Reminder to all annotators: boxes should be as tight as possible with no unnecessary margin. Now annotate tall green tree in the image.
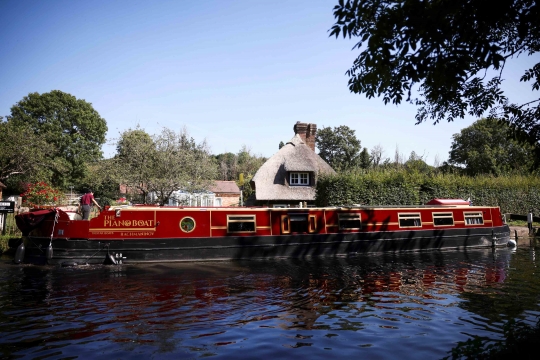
[330,0,539,154]
[448,118,535,176]
[316,125,362,170]
[150,128,217,205]
[117,127,217,205]
[82,158,123,205]
[404,151,432,174]
[359,147,371,169]
[214,146,266,199]
[6,90,107,187]
[0,118,57,189]
[117,127,156,202]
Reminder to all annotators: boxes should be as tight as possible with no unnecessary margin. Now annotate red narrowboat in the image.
[14,199,513,265]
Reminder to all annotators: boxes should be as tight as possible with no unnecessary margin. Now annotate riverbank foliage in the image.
[316,169,540,215]
[0,236,8,253]
[444,318,540,360]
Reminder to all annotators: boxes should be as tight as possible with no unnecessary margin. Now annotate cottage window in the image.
[464,212,484,225]
[398,213,422,228]
[290,172,309,185]
[433,212,454,226]
[227,215,256,233]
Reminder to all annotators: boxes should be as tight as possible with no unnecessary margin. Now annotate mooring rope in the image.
[84,243,107,262]
[49,209,59,246]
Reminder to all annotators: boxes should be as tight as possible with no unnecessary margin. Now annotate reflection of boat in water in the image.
[14,199,512,265]
[1,248,524,359]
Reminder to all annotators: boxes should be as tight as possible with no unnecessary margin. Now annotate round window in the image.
[179,217,196,233]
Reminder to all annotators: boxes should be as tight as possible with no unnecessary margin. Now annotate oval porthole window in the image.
[179,217,196,233]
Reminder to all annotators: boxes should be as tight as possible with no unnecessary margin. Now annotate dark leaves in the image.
[330,0,540,164]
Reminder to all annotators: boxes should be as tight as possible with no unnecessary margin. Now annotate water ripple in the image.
[1,248,540,359]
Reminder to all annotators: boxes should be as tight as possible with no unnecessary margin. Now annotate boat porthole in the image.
[179,217,196,233]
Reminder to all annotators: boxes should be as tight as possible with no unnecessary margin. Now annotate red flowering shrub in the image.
[20,182,64,208]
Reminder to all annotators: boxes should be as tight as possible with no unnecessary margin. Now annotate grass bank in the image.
[0,235,11,253]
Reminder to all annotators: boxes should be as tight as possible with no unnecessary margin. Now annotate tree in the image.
[279,141,285,149]
[448,118,535,175]
[236,145,266,199]
[370,144,386,167]
[330,1,539,146]
[83,158,123,206]
[150,128,217,205]
[0,119,57,187]
[215,152,237,181]
[316,125,362,170]
[214,146,266,200]
[117,127,156,202]
[359,147,371,169]
[117,127,217,205]
[6,90,107,187]
[404,151,432,174]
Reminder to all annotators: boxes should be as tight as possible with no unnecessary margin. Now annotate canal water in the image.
[1,247,539,359]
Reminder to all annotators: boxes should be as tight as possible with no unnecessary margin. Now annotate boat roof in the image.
[105,203,482,212]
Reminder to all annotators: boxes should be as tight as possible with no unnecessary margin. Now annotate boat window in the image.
[290,214,308,233]
[398,213,422,228]
[227,215,256,233]
[464,212,484,225]
[179,217,196,233]
[308,215,317,233]
[281,215,290,234]
[433,212,454,226]
[338,213,362,230]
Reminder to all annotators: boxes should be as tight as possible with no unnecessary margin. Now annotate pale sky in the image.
[1,0,538,166]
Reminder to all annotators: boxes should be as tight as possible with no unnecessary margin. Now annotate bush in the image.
[316,169,540,215]
[20,182,65,207]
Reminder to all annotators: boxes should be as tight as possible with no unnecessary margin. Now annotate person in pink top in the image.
[78,189,101,220]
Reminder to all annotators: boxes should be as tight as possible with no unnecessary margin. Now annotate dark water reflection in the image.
[1,247,540,359]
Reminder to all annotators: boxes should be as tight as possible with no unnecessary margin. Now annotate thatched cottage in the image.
[250,122,335,207]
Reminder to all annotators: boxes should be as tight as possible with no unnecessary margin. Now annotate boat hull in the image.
[22,225,511,265]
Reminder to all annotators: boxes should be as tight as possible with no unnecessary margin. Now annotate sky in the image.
[1,0,538,166]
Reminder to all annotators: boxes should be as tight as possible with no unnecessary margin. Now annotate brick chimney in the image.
[293,121,316,151]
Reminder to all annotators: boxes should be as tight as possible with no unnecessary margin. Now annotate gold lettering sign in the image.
[103,219,154,227]
[97,214,156,229]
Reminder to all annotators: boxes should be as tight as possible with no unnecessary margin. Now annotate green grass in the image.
[0,235,13,254]
[506,220,540,227]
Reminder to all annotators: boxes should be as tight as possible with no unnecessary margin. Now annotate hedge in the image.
[315,170,540,215]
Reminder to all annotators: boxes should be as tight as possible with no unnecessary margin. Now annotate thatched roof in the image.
[251,134,335,201]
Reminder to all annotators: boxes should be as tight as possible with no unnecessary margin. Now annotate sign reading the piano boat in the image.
[90,210,156,237]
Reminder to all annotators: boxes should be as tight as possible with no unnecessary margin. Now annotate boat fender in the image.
[13,242,25,264]
[46,243,53,260]
[104,253,118,265]
[507,239,517,248]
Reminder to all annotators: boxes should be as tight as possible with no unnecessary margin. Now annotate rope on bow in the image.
[49,209,59,246]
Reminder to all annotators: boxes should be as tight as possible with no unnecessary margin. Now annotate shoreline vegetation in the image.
[316,171,540,216]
